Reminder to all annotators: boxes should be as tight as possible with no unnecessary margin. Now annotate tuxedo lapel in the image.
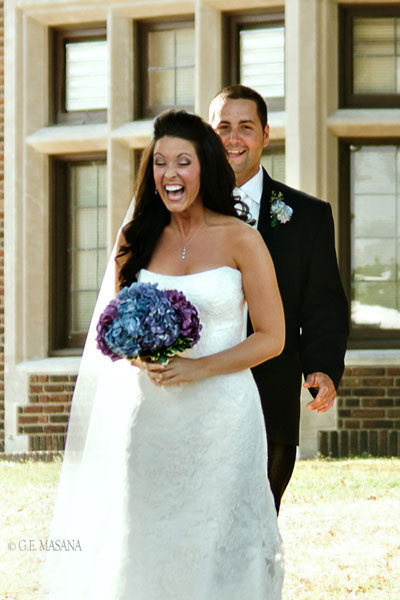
[257,168,274,241]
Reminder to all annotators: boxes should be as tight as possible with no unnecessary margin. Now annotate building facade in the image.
[3,0,400,458]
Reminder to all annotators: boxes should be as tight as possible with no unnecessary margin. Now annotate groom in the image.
[209,85,349,513]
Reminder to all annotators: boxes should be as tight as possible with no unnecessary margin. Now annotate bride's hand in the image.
[144,356,201,386]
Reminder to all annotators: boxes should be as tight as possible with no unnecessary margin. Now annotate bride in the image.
[42,110,285,599]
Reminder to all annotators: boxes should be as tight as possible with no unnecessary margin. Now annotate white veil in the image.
[42,201,140,599]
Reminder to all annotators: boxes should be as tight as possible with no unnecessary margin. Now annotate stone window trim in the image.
[339,4,400,109]
[339,138,400,348]
[224,9,285,112]
[136,16,195,119]
[51,24,108,125]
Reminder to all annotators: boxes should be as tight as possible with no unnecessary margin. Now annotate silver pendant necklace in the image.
[180,221,205,260]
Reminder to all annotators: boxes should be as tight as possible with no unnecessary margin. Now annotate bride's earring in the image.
[155,188,158,196]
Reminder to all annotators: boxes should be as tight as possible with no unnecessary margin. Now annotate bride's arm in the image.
[146,227,285,385]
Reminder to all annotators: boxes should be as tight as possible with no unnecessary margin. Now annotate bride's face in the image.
[153,136,202,214]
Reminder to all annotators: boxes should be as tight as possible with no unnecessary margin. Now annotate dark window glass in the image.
[51,157,107,353]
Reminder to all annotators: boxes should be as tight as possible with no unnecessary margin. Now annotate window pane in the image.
[261,148,285,182]
[69,162,107,336]
[176,67,195,104]
[148,70,175,106]
[240,26,285,99]
[175,28,195,67]
[146,26,194,109]
[65,40,108,111]
[354,56,395,94]
[351,145,400,330]
[354,18,395,55]
[148,30,174,67]
[353,17,400,95]
[71,291,98,333]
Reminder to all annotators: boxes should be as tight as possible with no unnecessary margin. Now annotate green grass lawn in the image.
[0,458,399,599]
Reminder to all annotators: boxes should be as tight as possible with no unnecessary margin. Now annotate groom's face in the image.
[210,98,269,187]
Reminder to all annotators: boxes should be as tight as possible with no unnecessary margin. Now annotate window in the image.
[340,142,400,347]
[51,157,107,352]
[225,11,285,111]
[51,25,108,124]
[261,145,285,182]
[340,6,400,108]
[137,19,195,118]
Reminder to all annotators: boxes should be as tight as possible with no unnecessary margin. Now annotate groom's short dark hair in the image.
[210,85,268,129]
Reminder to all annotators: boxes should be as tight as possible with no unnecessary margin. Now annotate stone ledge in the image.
[0,451,64,462]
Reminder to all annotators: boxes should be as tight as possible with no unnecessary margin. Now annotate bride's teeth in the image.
[165,185,183,192]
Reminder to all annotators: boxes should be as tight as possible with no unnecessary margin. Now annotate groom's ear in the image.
[263,124,270,149]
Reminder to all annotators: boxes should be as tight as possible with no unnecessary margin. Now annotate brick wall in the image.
[319,366,400,458]
[0,0,4,451]
[17,375,77,451]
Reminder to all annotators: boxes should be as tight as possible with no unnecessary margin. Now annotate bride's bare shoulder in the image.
[209,213,255,232]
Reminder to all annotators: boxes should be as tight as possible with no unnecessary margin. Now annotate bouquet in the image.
[96,282,202,364]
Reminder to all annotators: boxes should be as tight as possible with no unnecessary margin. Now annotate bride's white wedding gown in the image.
[43,266,283,599]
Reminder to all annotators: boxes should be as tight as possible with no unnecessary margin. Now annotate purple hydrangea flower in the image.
[96,298,122,361]
[165,289,202,344]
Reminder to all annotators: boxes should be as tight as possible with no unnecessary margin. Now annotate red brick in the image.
[49,394,69,402]
[30,385,43,393]
[351,409,385,418]
[38,375,49,383]
[363,420,393,429]
[337,388,352,396]
[343,420,361,429]
[340,377,362,387]
[387,368,400,376]
[387,409,400,418]
[22,405,42,414]
[38,415,49,423]
[20,426,43,434]
[351,368,385,376]
[387,388,400,397]
[362,377,394,387]
[43,425,65,434]
[352,388,384,397]
[362,398,392,407]
[42,404,64,414]
[19,415,38,424]
[43,384,64,392]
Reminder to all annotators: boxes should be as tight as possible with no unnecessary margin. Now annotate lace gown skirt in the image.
[114,267,283,599]
[43,267,283,600]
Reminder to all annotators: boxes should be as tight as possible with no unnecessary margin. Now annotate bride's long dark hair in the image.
[117,109,251,288]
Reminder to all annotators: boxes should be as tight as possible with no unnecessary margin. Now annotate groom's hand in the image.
[303,372,336,413]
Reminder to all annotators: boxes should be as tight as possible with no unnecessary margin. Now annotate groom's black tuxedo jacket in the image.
[250,169,348,446]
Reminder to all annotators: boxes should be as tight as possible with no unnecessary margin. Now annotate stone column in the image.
[195,0,222,120]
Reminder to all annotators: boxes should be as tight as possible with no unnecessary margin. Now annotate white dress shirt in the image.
[234,166,264,227]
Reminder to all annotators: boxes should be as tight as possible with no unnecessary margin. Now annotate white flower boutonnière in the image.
[270,191,293,228]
